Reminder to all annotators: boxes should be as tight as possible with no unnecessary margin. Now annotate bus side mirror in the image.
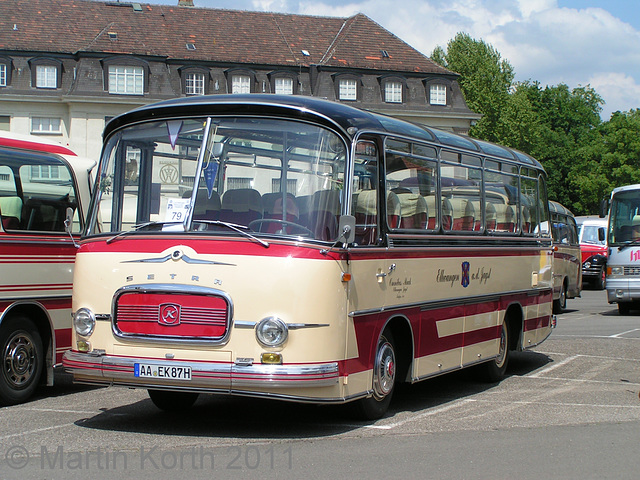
[599,197,609,218]
[64,207,79,248]
[339,215,356,244]
[598,227,606,242]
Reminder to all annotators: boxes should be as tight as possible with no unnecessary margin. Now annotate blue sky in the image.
[140,0,640,120]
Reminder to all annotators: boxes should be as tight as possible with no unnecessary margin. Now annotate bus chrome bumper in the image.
[63,350,339,390]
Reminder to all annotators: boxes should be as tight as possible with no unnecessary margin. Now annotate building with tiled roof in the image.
[0,0,480,159]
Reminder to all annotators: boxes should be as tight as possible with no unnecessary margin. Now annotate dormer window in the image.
[384,81,403,103]
[275,77,294,95]
[29,58,63,90]
[430,84,447,105]
[232,74,251,94]
[179,66,209,96]
[226,69,256,94]
[339,79,357,100]
[269,72,297,95]
[101,57,150,96]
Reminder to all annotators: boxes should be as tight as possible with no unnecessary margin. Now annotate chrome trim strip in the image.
[349,288,551,317]
[234,321,330,330]
[110,283,234,346]
[63,351,339,390]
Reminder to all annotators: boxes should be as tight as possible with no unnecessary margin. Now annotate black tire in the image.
[353,330,396,420]
[479,321,509,383]
[553,283,567,314]
[595,268,606,290]
[618,302,631,315]
[148,389,199,412]
[0,316,44,405]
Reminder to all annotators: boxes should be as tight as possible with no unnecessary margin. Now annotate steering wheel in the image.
[248,219,313,236]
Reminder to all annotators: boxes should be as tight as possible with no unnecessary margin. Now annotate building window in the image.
[108,65,144,95]
[31,117,61,134]
[430,84,447,105]
[232,75,251,94]
[227,177,252,190]
[0,64,6,87]
[275,77,294,95]
[185,72,205,96]
[36,65,57,89]
[384,81,403,103]
[339,79,357,100]
[31,164,61,180]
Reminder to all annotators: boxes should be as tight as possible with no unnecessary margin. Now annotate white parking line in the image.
[366,399,475,430]
[610,328,640,338]
[0,422,76,441]
[528,354,579,378]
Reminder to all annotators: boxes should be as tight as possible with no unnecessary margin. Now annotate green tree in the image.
[431,33,514,142]
[431,36,606,215]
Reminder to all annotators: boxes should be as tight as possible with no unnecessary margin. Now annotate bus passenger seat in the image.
[220,188,263,226]
[192,189,221,221]
[485,202,497,230]
[0,196,23,230]
[354,190,377,244]
[494,204,516,232]
[396,192,428,229]
[449,198,475,231]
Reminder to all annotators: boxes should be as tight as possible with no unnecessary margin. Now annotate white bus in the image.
[0,132,94,405]
[63,95,554,419]
[604,184,640,314]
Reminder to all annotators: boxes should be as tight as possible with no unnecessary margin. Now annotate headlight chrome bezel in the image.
[255,317,288,348]
[73,308,96,337]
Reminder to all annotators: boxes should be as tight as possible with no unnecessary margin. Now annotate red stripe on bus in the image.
[344,291,552,376]
[0,137,76,155]
[79,236,548,261]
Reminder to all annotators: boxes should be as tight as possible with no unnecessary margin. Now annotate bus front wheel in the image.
[354,330,396,420]
[0,316,44,406]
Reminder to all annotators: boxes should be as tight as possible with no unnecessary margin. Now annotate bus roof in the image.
[0,131,78,156]
[549,200,574,217]
[611,184,640,196]
[104,94,543,170]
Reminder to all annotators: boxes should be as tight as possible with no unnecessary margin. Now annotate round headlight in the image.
[255,317,288,347]
[73,308,96,337]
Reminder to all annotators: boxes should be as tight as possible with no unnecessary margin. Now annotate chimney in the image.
[178,0,194,6]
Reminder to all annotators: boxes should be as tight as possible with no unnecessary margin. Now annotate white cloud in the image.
[192,0,640,117]
[589,72,640,118]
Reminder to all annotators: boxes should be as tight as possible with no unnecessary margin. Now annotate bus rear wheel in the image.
[353,330,396,420]
[479,321,509,383]
[0,317,44,406]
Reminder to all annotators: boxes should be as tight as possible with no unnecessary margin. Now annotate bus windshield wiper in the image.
[617,239,640,251]
[106,221,184,244]
[193,220,270,248]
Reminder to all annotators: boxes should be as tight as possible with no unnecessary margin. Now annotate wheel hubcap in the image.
[3,333,36,388]
[373,340,395,398]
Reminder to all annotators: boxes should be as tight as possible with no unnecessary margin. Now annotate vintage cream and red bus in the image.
[63,95,554,418]
[549,200,581,312]
[0,132,94,405]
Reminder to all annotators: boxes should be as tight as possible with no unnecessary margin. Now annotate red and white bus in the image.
[0,132,94,405]
[63,95,554,418]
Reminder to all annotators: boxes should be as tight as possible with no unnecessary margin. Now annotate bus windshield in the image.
[89,117,347,241]
[608,189,640,246]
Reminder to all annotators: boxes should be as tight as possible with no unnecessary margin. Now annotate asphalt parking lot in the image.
[1,288,639,479]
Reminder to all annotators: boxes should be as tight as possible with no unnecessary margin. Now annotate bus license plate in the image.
[134,363,192,380]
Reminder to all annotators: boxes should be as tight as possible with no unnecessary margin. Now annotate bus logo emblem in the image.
[159,304,181,326]
[461,262,470,288]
